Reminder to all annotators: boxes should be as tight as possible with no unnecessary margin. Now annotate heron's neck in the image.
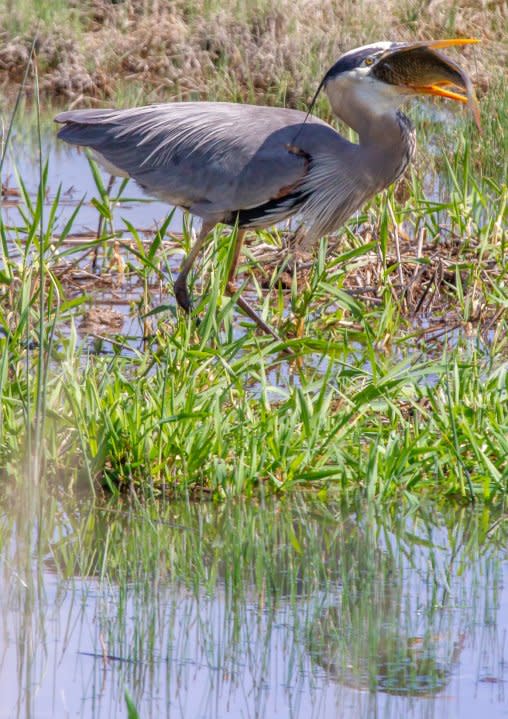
[331,93,415,188]
[337,97,409,144]
[325,80,410,144]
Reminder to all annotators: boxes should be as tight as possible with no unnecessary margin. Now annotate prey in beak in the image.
[372,38,481,130]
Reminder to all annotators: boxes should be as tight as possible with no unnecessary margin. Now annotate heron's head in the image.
[322,39,480,135]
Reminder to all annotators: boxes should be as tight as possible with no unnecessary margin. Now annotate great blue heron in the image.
[55,38,479,340]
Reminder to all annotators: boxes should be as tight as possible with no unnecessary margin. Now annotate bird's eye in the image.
[364,57,374,66]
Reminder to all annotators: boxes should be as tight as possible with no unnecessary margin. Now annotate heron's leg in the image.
[174,221,215,312]
[232,294,287,343]
[281,226,314,340]
[224,229,285,344]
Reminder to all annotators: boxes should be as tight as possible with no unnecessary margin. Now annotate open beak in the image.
[374,38,481,130]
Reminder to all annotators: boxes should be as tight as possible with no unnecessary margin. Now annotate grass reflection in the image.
[0,488,506,717]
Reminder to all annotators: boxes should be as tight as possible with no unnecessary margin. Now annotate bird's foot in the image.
[174,275,192,313]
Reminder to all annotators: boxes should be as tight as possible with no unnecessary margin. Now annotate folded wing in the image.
[55,102,332,224]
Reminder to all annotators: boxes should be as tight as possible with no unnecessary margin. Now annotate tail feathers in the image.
[56,123,109,148]
[55,110,133,177]
[55,109,118,148]
[54,108,118,125]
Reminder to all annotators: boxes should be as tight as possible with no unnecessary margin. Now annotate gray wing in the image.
[55,102,335,224]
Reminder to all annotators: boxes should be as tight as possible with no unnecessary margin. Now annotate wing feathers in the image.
[55,103,317,216]
[55,101,364,240]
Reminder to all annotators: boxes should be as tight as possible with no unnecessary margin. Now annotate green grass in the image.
[0,128,506,501]
[0,16,506,719]
[0,5,507,504]
[0,0,82,35]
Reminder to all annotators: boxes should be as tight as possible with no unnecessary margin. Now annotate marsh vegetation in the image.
[0,2,507,716]
[1,102,506,499]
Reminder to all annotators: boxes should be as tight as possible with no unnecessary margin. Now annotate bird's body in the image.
[55,101,414,248]
[55,38,479,340]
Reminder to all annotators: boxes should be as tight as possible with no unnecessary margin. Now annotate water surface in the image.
[1,487,507,718]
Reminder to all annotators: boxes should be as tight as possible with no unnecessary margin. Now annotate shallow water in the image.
[1,487,507,719]
[2,127,184,234]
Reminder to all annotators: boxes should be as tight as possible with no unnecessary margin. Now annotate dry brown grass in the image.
[0,0,505,104]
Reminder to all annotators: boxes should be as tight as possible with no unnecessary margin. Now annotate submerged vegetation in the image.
[0,1,507,503]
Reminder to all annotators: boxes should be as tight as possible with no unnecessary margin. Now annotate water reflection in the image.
[307,538,463,696]
[0,487,507,718]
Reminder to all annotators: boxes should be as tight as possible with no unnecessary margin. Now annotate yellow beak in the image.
[410,82,470,104]
[423,38,480,50]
